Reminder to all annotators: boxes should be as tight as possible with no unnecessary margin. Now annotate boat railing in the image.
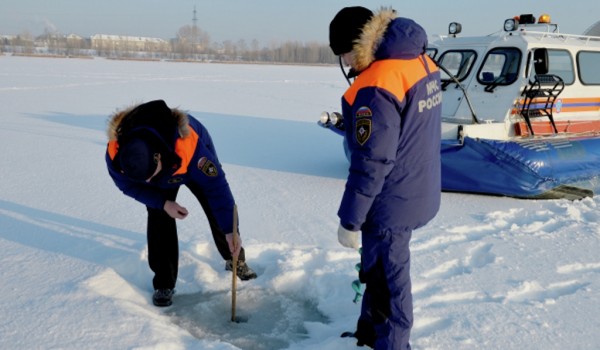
[520,30,600,46]
[434,31,600,48]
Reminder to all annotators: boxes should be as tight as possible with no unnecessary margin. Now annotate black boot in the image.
[152,289,174,307]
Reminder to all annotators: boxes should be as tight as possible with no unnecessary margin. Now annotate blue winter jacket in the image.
[106,100,236,233]
[338,10,442,234]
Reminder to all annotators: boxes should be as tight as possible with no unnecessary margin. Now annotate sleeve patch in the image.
[198,157,219,177]
[356,106,373,118]
[355,119,372,146]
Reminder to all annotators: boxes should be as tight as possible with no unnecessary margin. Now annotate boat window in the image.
[546,49,574,84]
[437,50,477,82]
[577,51,600,85]
[426,48,438,59]
[477,47,521,86]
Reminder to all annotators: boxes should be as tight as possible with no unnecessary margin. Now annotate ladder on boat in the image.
[520,74,565,136]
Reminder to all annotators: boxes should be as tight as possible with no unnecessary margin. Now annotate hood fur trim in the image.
[352,7,397,72]
[107,103,190,141]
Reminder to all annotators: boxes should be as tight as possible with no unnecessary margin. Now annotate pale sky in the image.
[1,0,598,45]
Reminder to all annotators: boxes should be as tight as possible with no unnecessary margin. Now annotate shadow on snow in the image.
[33,111,349,179]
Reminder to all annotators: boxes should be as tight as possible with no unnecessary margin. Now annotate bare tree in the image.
[13,31,34,54]
[6,21,340,64]
[175,24,210,58]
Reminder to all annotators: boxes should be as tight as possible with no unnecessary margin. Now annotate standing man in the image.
[329,7,441,349]
[105,100,257,307]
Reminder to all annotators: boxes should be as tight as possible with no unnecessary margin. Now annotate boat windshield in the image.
[477,47,522,87]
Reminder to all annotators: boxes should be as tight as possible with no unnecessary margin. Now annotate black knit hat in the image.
[119,132,161,181]
[329,6,374,55]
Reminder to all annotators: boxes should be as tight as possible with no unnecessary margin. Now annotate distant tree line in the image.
[0,24,338,65]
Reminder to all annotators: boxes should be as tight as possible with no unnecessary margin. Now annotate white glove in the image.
[337,224,360,249]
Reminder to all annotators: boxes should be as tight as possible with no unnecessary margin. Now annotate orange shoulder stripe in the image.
[107,128,199,175]
[344,56,438,106]
[107,140,118,160]
[173,127,199,175]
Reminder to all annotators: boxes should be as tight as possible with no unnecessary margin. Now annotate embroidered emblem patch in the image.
[356,119,372,146]
[355,106,373,118]
[198,157,218,177]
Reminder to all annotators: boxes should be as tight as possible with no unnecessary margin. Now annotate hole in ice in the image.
[167,288,329,350]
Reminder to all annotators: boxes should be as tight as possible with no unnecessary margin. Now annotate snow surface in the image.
[1,55,599,350]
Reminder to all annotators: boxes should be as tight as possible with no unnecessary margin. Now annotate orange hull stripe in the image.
[516,97,600,104]
[512,106,600,115]
[515,120,600,136]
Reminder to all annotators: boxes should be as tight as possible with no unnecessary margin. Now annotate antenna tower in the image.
[192,5,198,30]
[191,5,198,57]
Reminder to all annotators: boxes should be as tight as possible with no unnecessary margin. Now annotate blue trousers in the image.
[356,229,413,350]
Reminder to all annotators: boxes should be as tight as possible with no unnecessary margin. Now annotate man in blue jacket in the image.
[106,100,256,307]
[329,7,442,349]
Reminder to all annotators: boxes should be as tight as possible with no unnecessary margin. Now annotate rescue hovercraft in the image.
[320,14,600,200]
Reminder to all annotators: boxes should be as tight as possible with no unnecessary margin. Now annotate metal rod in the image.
[231,204,238,322]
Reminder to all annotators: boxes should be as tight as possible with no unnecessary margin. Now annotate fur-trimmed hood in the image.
[107,100,190,142]
[351,8,429,72]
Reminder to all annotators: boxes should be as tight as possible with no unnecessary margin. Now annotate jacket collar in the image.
[351,8,396,72]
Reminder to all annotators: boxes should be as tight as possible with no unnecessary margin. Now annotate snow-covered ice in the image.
[1,55,599,349]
